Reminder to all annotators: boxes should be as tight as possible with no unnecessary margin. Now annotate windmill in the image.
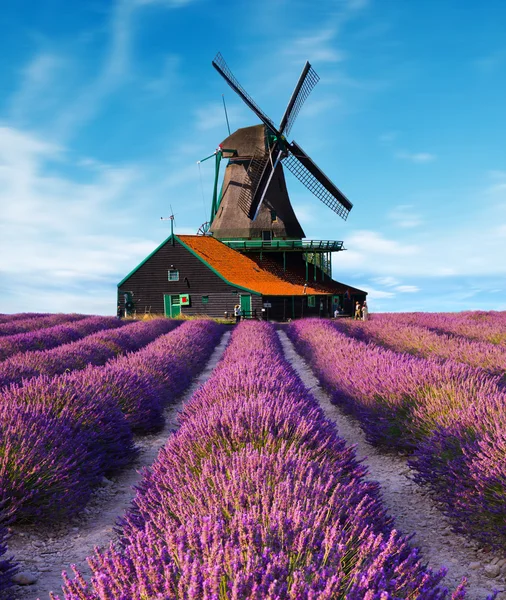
[207,52,353,241]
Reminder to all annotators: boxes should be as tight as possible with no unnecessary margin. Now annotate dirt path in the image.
[7,330,231,600]
[277,329,506,600]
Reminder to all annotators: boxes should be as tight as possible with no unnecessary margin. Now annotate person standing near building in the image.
[234,304,242,324]
[362,301,368,321]
[354,301,362,320]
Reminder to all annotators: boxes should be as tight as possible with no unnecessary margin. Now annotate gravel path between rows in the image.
[7,329,232,600]
[277,329,505,600]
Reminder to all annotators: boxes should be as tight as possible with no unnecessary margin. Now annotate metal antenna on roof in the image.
[160,205,177,245]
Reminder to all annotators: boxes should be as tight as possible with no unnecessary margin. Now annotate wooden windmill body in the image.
[207,53,353,248]
[209,124,305,240]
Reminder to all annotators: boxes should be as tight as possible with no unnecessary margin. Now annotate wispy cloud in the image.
[379,131,398,145]
[363,286,395,300]
[0,126,150,293]
[372,276,399,287]
[472,49,506,73]
[194,102,245,132]
[134,0,196,6]
[144,54,181,97]
[380,132,436,164]
[301,96,342,118]
[52,0,134,140]
[395,151,436,164]
[9,53,67,125]
[284,29,346,65]
[388,204,423,228]
[346,230,419,255]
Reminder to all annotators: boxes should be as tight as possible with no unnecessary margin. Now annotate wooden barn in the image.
[117,234,366,320]
[117,54,367,320]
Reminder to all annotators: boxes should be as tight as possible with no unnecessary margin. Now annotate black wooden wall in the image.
[118,238,261,318]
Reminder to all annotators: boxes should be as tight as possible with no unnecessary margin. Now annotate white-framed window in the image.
[168,269,179,281]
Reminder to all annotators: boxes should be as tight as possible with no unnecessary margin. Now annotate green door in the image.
[164,294,181,318]
[240,294,251,318]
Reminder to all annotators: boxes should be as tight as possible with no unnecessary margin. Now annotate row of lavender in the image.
[0,313,52,326]
[0,315,128,362]
[0,319,223,595]
[288,319,506,551]
[332,314,506,377]
[378,311,506,346]
[0,313,50,325]
[0,317,175,388]
[0,314,86,338]
[54,321,470,599]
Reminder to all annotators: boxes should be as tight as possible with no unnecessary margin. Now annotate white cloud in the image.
[395,151,436,164]
[145,54,181,96]
[301,96,342,118]
[0,125,160,316]
[9,53,67,124]
[472,49,506,73]
[346,230,419,255]
[379,131,398,145]
[372,276,399,287]
[194,103,245,132]
[134,0,195,6]
[291,202,319,225]
[284,29,346,64]
[364,286,395,299]
[395,285,419,293]
[488,170,506,180]
[388,204,423,228]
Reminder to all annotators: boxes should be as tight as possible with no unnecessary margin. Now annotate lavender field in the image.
[0,312,505,599]
[288,313,506,550]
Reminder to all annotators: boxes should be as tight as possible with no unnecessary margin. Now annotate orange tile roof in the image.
[178,235,333,296]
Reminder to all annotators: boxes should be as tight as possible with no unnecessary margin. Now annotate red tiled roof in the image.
[177,235,362,296]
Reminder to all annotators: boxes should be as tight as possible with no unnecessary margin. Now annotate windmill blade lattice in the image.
[283,141,353,220]
[279,62,320,137]
[238,153,272,219]
[212,53,278,135]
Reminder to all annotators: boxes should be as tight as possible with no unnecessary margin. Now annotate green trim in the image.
[118,234,174,287]
[176,236,261,296]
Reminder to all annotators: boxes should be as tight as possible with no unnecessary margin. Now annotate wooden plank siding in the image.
[118,238,260,318]
[117,236,366,320]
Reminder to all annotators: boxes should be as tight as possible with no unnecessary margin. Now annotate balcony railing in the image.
[221,239,345,252]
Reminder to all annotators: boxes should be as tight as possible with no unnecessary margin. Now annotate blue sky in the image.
[1,0,505,315]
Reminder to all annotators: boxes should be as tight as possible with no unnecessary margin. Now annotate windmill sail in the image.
[211,53,353,234]
[212,53,278,134]
[283,141,353,220]
[278,62,320,137]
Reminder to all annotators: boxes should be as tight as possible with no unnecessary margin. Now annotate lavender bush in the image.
[110,319,224,421]
[332,315,506,378]
[0,315,126,362]
[0,403,100,522]
[0,313,85,338]
[54,322,470,599]
[289,318,506,549]
[0,312,48,325]
[0,318,177,389]
[376,311,506,346]
[0,319,222,524]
